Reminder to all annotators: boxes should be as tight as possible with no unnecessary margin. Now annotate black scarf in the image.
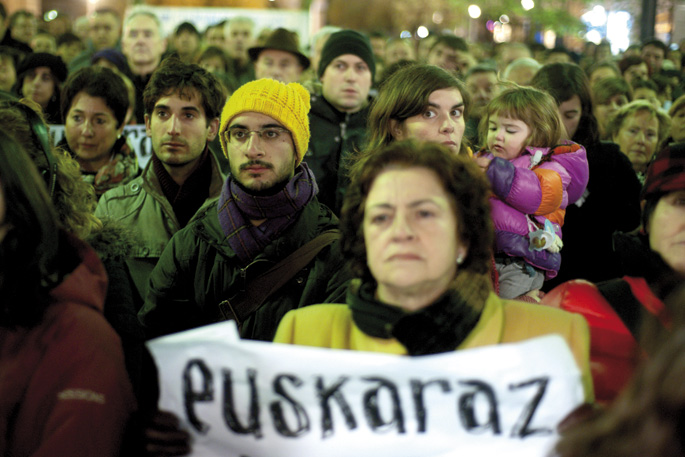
[348,271,492,355]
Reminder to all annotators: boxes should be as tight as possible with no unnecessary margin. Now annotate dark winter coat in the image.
[139,197,352,341]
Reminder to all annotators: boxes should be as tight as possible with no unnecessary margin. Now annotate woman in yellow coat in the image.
[274,140,593,401]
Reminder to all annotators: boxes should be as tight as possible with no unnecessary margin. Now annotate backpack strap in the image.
[218,229,341,326]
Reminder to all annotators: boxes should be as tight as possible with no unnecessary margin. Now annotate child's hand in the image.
[475,156,491,171]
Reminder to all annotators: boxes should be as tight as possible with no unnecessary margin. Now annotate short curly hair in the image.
[341,140,493,283]
[143,56,226,124]
[605,99,671,154]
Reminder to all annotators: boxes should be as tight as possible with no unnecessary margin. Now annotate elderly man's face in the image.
[254,49,303,84]
[122,14,166,72]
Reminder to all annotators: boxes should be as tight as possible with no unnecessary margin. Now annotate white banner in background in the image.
[147,323,585,457]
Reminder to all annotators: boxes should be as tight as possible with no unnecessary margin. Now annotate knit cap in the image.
[641,143,685,199]
[219,78,311,165]
[317,29,375,80]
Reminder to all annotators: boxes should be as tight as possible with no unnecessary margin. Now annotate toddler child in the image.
[474,86,589,300]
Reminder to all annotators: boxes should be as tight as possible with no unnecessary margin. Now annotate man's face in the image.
[225,112,297,192]
[205,26,225,49]
[641,44,665,73]
[30,34,56,54]
[0,55,16,92]
[320,54,372,114]
[254,49,303,84]
[624,62,649,87]
[58,41,84,65]
[173,31,200,57]
[225,21,253,61]
[122,14,166,71]
[427,43,458,71]
[90,12,121,51]
[465,71,499,119]
[145,90,218,170]
[11,14,36,45]
[370,37,386,60]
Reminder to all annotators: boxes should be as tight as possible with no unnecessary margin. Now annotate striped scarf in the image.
[217,163,318,265]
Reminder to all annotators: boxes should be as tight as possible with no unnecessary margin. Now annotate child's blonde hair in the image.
[479,85,565,149]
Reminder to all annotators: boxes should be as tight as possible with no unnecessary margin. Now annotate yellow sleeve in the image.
[273,310,297,344]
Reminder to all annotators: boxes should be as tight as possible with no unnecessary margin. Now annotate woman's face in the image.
[594,93,629,133]
[392,88,465,154]
[363,166,466,311]
[670,107,685,143]
[648,190,685,276]
[558,95,582,140]
[21,66,55,109]
[612,109,659,173]
[65,91,123,172]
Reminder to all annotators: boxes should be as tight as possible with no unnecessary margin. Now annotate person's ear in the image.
[206,117,219,141]
[389,119,404,140]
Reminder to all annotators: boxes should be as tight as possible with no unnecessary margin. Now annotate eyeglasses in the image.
[224,126,291,144]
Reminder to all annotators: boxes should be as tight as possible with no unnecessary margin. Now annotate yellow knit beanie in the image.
[219,78,311,165]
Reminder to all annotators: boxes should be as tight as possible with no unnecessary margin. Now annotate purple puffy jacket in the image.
[479,141,589,278]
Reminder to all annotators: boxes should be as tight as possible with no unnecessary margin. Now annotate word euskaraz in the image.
[183,359,552,440]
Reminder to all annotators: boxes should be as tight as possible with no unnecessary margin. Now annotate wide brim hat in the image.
[17,53,68,83]
[248,28,310,70]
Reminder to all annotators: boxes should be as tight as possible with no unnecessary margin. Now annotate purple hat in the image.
[91,49,129,75]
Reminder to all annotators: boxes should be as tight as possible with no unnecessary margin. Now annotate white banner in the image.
[147,322,584,457]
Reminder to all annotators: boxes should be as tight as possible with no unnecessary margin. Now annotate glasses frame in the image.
[223,126,292,145]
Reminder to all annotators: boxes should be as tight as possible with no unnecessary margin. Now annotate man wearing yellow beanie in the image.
[140,78,351,341]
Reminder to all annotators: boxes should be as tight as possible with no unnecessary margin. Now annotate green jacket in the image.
[95,151,225,302]
[138,197,351,341]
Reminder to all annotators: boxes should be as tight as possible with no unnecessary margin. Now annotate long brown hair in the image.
[366,63,470,152]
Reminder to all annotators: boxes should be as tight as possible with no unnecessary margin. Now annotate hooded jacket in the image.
[0,234,136,456]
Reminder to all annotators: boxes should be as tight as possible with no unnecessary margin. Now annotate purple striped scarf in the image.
[217,163,318,265]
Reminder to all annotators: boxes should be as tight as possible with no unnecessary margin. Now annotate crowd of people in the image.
[2,2,685,456]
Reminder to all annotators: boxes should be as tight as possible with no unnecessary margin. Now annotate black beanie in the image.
[318,30,376,80]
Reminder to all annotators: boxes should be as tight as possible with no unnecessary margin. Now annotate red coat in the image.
[0,236,136,456]
[541,276,666,404]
